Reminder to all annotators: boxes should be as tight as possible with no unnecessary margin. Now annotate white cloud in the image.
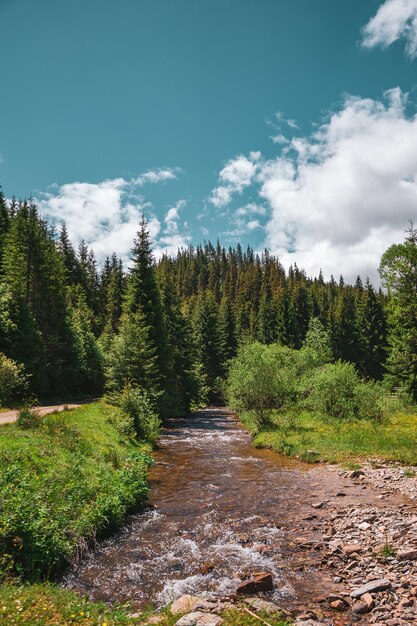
[214,88,417,283]
[210,154,259,207]
[154,199,191,257]
[260,88,417,282]
[38,169,184,264]
[362,0,417,59]
[247,219,261,231]
[133,167,180,186]
[235,203,266,217]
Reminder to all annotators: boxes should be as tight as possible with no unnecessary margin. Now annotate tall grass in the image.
[0,402,151,581]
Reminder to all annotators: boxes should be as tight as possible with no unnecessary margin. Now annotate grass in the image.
[0,584,139,625]
[0,402,152,581]
[0,583,292,625]
[240,408,417,465]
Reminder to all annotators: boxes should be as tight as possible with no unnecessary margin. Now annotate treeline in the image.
[0,190,389,413]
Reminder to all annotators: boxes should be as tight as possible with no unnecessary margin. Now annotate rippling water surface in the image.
[64,408,315,608]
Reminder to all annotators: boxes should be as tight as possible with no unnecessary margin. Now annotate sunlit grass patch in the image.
[241,409,417,465]
[0,403,151,581]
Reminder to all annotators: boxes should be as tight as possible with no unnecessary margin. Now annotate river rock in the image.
[343,543,363,555]
[245,597,283,614]
[352,601,370,614]
[236,572,273,594]
[351,578,392,598]
[398,549,417,561]
[174,612,223,626]
[236,580,256,595]
[171,595,201,614]
[253,571,273,591]
[330,599,347,611]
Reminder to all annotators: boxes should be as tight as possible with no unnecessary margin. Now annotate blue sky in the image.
[2,0,417,281]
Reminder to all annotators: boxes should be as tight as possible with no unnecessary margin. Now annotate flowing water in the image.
[64,408,320,609]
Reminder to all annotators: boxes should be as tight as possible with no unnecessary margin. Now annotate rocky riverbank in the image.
[141,462,417,626]
[279,462,417,625]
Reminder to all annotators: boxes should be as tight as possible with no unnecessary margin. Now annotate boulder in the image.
[171,595,201,614]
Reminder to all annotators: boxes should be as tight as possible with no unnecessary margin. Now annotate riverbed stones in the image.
[174,612,223,626]
[171,595,201,614]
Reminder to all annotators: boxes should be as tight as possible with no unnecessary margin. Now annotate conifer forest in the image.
[0,190,397,411]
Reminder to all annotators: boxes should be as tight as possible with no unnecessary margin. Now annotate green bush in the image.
[226,342,299,426]
[0,352,27,407]
[108,384,161,444]
[304,360,384,421]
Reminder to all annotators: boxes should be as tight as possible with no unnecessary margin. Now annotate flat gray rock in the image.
[350,578,392,598]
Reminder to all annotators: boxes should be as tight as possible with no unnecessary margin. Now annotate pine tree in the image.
[357,279,387,379]
[192,291,222,400]
[379,223,417,399]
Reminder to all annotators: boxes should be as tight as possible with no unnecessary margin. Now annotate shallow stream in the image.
[64,408,317,608]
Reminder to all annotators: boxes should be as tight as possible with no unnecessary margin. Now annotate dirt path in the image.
[0,403,84,425]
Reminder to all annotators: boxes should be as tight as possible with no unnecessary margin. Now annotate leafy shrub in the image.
[108,385,161,444]
[0,352,27,407]
[226,342,299,426]
[304,360,384,421]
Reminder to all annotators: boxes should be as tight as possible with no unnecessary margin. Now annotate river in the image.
[64,407,323,610]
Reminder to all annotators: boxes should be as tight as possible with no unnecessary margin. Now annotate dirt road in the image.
[0,403,84,425]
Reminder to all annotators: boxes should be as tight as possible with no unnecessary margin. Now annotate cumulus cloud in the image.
[38,168,187,263]
[210,153,261,207]
[362,0,417,58]
[212,88,417,282]
[262,88,417,282]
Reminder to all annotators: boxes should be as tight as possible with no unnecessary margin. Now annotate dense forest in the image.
[1,188,415,417]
